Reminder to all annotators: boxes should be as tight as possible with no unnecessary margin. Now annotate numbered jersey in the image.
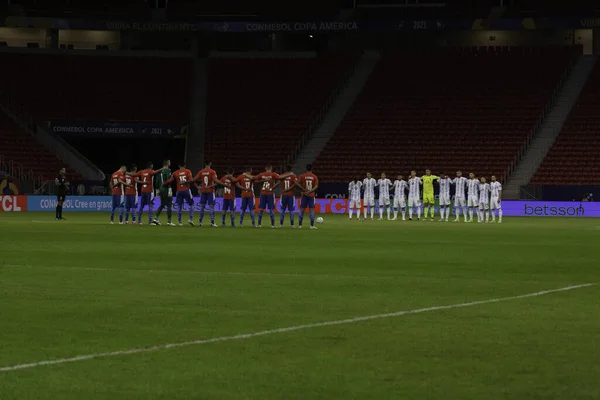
[238,175,255,199]
[377,178,391,198]
[255,172,280,195]
[110,171,125,195]
[137,169,156,193]
[171,168,193,192]
[453,176,468,197]
[124,174,138,195]
[194,168,218,193]
[362,178,377,198]
[281,174,297,196]
[392,180,407,198]
[298,172,319,197]
[220,176,237,200]
[438,178,451,198]
[467,179,480,197]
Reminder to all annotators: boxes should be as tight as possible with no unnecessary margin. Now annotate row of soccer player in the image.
[108,161,321,228]
[348,170,503,223]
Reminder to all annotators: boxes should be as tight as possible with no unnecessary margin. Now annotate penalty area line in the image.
[0,282,595,373]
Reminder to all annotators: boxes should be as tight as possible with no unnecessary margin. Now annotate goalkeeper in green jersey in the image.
[421,169,439,221]
[153,159,175,226]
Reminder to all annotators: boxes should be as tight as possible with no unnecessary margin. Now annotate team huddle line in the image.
[108,161,320,229]
[349,170,503,223]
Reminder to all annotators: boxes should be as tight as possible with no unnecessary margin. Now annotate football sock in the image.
[125,209,130,222]
[393,209,398,219]
[370,207,374,219]
[499,209,503,221]
[349,208,353,219]
[463,208,468,220]
[222,213,226,225]
[491,211,496,222]
[166,206,172,222]
[309,210,315,226]
[409,207,413,219]
[240,211,245,225]
[379,209,383,219]
[290,212,294,226]
[446,207,451,219]
[269,210,275,226]
[469,209,474,221]
[280,211,285,225]
[178,209,182,223]
[417,207,422,219]
[402,209,406,220]
[258,210,263,225]
[55,205,60,218]
[250,211,255,225]
[110,208,115,222]
[299,210,304,226]
[424,207,429,218]
[386,207,390,219]
[485,211,489,222]
[131,210,136,223]
[364,207,367,219]
[188,207,194,221]
[199,205,205,223]
[230,212,235,226]
[209,208,215,224]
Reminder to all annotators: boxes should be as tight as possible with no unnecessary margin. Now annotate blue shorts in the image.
[112,194,124,209]
[200,192,215,207]
[259,194,275,210]
[241,197,255,211]
[300,196,315,209]
[281,195,295,212]
[176,190,194,208]
[125,194,137,209]
[223,199,235,212]
[139,192,154,209]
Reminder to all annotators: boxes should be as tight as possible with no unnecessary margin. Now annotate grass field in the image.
[1,212,599,400]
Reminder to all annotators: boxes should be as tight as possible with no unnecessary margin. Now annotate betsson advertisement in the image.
[6,196,598,217]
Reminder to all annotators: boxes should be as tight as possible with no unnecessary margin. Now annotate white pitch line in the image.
[0,282,595,373]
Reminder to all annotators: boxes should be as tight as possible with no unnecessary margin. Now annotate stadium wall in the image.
[1,196,598,217]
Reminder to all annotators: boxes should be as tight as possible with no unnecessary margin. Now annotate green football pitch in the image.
[1,212,599,399]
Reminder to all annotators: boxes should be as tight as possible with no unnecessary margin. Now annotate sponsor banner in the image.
[47,121,187,138]
[23,196,600,217]
[0,195,27,212]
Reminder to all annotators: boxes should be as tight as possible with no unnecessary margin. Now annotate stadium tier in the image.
[0,112,72,180]
[204,53,354,173]
[12,0,152,18]
[0,53,191,123]
[531,61,600,186]
[314,46,580,184]
[504,0,600,17]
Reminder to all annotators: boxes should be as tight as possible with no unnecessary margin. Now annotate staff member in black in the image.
[55,168,69,220]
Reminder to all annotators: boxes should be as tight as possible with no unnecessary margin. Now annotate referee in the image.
[55,167,69,220]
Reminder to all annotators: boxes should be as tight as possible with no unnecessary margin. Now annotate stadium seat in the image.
[531,61,600,185]
[314,46,579,183]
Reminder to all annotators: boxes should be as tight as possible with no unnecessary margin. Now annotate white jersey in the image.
[377,179,391,198]
[362,178,377,198]
[467,179,479,197]
[452,176,467,198]
[479,183,491,201]
[392,180,407,198]
[490,181,502,198]
[408,177,422,198]
[438,178,451,198]
[348,181,362,201]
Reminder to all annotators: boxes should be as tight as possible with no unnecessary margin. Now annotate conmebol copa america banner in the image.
[22,196,600,217]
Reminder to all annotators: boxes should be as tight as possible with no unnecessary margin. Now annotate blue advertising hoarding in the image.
[24,196,599,217]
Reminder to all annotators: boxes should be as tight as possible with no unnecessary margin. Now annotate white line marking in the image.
[0,282,595,373]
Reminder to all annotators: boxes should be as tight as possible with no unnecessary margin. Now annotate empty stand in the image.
[531,60,600,186]
[314,46,578,183]
[0,112,72,180]
[0,53,191,123]
[13,0,151,18]
[505,0,600,17]
[204,53,354,173]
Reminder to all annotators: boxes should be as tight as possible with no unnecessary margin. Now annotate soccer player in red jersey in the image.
[278,164,297,228]
[134,161,166,225]
[296,164,319,229]
[236,166,256,227]
[163,162,196,226]
[192,161,228,227]
[220,167,239,227]
[253,163,280,228]
[124,164,141,224]
[109,165,130,224]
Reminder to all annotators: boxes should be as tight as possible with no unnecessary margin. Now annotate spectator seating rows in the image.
[314,46,579,183]
[531,60,600,185]
[204,53,354,173]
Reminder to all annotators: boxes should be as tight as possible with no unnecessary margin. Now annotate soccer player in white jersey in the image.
[489,175,503,223]
[437,173,452,222]
[407,170,422,221]
[377,172,392,220]
[466,172,480,222]
[362,172,377,220]
[392,174,408,220]
[478,177,491,223]
[451,170,468,222]
[348,178,362,220]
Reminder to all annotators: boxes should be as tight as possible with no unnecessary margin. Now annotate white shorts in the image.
[349,199,361,209]
[490,197,501,210]
[439,195,451,206]
[393,197,406,209]
[379,197,390,207]
[364,196,375,207]
[408,196,421,207]
[468,196,479,207]
[479,200,489,210]
[454,196,466,207]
